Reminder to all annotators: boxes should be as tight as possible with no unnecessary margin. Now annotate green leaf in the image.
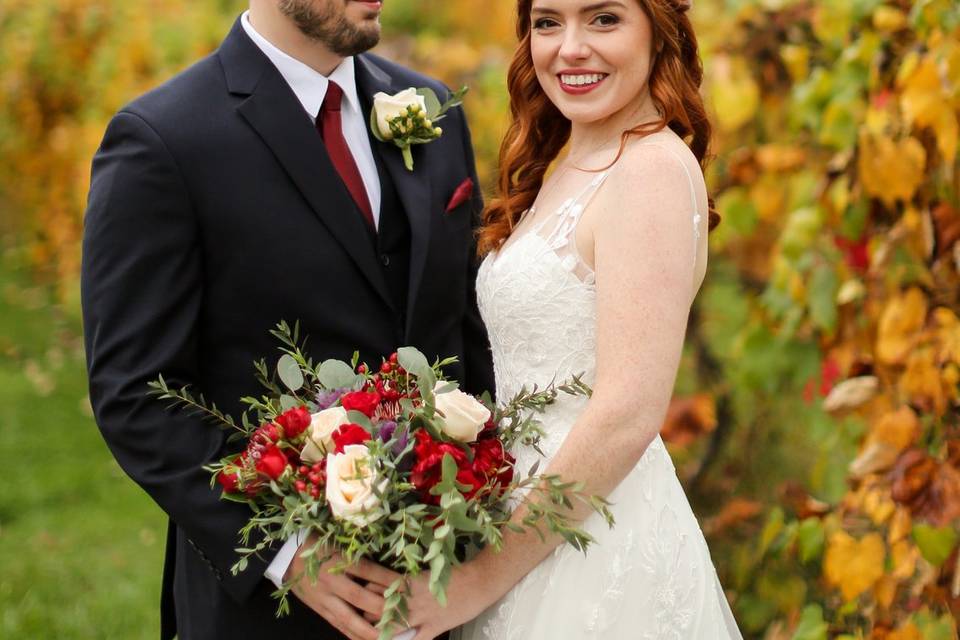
[397,346,431,379]
[912,523,958,567]
[368,106,386,141]
[277,354,304,392]
[808,264,838,332]
[417,87,442,119]
[797,517,825,564]
[318,359,358,390]
[279,394,299,411]
[791,604,828,640]
[759,507,785,556]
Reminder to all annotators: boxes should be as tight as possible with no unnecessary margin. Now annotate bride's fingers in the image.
[364,582,386,595]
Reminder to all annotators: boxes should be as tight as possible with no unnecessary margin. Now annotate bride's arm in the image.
[405,148,703,638]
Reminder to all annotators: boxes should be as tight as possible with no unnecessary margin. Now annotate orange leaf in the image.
[661,393,717,447]
[702,498,763,537]
[824,530,886,601]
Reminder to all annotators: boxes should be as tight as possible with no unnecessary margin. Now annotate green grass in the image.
[0,243,166,639]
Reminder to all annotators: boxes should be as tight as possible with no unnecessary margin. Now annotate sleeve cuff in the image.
[263,529,306,589]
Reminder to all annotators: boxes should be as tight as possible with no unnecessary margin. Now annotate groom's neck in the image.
[248,1,344,77]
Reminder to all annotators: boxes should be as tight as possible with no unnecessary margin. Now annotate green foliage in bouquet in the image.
[151,321,612,639]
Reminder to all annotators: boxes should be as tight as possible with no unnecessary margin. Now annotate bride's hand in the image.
[363,563,495,640]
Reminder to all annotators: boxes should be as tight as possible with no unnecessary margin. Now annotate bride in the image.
[390,0,743,637]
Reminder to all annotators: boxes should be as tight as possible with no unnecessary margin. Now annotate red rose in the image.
[331,423,371,454]
[411,430,469,504]
[217,468,240,493]
[256,444,288,480]
[455,467,485,500]
[340,390,381,418]
[472,438,515,490]
[276,406,311,439]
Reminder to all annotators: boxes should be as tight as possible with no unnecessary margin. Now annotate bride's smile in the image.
[530,0,656,127]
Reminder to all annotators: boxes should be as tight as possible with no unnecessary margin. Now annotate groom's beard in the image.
[279,0,381,56]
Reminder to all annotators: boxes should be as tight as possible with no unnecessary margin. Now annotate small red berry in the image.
[294,480,307,493]
[311,462,323,472]
[310,487,321,499]
[389,352,398,364]
[298,465,309,476]
[380,362,392,374]
[308,472,321,485]
[357,363,368,374]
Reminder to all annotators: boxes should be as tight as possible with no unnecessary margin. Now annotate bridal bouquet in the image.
[150,322,611,639]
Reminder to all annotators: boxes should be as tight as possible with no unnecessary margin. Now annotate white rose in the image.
[300,406,349,464]
[325,445,385,527]
[433,381,491,442]
[373,88,427,139]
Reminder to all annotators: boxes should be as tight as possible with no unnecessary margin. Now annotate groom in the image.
[81,1,494,638]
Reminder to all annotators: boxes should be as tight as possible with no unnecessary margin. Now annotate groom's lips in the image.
[352,0,383,11]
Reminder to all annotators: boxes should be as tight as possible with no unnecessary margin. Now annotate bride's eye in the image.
[533,17,561,30]
[593,13,620,27]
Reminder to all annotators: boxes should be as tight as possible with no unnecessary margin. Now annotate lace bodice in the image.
[477,139,703,420]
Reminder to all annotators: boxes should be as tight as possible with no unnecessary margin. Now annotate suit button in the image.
[380,253,390,267]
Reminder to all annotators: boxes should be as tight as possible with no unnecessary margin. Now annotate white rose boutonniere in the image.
[370,85,468,170]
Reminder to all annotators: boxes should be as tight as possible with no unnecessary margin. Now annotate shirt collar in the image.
[240,10,362,119]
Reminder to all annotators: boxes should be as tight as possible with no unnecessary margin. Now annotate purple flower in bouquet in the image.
[315,387,348,410]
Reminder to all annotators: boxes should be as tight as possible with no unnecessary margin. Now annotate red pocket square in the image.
[445,177,475,213]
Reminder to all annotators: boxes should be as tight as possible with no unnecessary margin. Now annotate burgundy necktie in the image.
[317,81,375,230]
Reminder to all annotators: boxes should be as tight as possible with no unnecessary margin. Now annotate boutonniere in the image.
[370,86,468,171]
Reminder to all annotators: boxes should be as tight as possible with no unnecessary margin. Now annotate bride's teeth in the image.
[561,74,604,86]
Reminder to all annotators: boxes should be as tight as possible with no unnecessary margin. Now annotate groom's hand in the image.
[285,538,398,640]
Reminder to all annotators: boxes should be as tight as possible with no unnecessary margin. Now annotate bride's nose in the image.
[558,27,591,63]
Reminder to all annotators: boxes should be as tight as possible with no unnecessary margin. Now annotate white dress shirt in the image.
[241,11,382,228]
[241,11,380,587]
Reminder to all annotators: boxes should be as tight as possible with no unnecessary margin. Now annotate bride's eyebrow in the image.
[531,1,627,16]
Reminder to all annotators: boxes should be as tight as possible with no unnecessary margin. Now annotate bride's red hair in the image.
[478,0,717,256]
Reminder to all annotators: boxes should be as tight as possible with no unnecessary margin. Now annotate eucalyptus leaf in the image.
[277,354,304,392]
[318,359,358,390]
[397,346,432,379]
[279,394,299,411]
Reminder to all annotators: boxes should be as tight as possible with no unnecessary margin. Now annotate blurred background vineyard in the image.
[0,0,958,637]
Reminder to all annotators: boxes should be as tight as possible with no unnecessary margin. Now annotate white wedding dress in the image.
[454,134,743,639]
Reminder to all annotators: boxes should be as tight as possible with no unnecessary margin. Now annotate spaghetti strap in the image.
[637,141,703,265]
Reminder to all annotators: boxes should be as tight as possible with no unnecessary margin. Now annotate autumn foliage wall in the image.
[1,0,959,638]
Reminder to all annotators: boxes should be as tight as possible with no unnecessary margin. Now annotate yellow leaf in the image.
[888,507,913,544]
[710,55,760,133]
[750,173,787,222]
[886,621,922,640]
[899,54,959,164]
[780,44,809,82]
[868,406,920,452]
[874,574,898,609]
[890,539,919,580]
[876,287,928,366]
[900,347,948,415]
[933,307,960,366]
[849,441,900,479]
[824,531,886,601]
[872,6,908,33]
[858,131,927,208]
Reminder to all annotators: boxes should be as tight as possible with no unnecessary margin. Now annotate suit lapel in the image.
[355,55,433,336]
[219,20,394,312]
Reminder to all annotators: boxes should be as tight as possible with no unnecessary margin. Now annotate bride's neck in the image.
[566,91,659,165]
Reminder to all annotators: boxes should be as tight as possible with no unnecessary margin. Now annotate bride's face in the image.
[529,0,655,124]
